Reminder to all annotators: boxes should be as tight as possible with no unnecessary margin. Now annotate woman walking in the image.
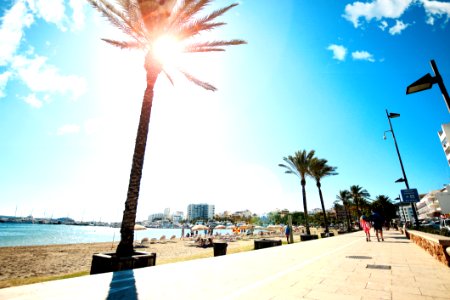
[360,215,371,242]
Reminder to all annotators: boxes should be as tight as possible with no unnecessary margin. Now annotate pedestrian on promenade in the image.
[360,215,371,242]
[370,210,384,242]
[285,225,291,244]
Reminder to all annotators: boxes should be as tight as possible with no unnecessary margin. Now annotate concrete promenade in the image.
[0,230,449,299]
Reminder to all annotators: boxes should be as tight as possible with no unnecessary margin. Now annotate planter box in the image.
[406,230,450,267]
[300,234,319,241]
[90,251,156,275]
[320,232,335,238]
[254,239,282,250]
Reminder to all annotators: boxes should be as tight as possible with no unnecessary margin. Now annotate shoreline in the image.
[0,237,263,289]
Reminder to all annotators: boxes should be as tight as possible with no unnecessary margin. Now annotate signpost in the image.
[401,189,420,203]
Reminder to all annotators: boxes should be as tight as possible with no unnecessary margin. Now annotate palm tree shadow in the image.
[107,270,138,300]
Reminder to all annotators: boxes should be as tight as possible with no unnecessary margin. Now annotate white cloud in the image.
[0,1,34,66]
[69,0,86,31]
[327,44,347,61]
[23,93,43,108]
[344,0,413,27]
[26,0,67,31]
[389,20,410,34]
[57,124,80,135]
[421,0,450,25]
[379,20,388,30]
[0,71,12,98]
[352,50,376,62]
[11,54,87,100]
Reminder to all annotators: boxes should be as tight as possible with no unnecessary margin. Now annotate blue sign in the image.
[401,189,420,203]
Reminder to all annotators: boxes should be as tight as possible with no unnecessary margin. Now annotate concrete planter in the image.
[300,234,319,241]
[254,239,282,250]
[90,251,156,275]
[320,232,335,238]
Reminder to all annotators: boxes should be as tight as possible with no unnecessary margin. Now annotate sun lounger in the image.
[159,235,167,244]
[169,235,177,242]
[150,238,157,244]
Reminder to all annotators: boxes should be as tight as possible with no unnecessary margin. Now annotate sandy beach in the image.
[0,237,260,288]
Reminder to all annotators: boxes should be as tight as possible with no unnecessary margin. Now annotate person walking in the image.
[360,215,371,242]
[370,210,384,242]
[285,225,291,244]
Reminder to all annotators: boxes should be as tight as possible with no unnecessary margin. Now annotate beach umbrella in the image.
[254,226,264,229]
[226,225,236,229]
[191,224,208,231]
[214,225,226,229]
[134,224,146,231]
[266,225,283,231]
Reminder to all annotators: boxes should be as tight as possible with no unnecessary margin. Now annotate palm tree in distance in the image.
[309,158,338,234]
[279,150,315,235]
[87,0,246,257]
[349,185,370,229]
[336,190,352,232]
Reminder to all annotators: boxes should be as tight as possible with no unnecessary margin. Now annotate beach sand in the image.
[0,237,259,288]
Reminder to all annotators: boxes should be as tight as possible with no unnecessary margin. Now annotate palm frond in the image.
[87,0,140,41]
[102,38,142,49]
[195,3,237,26]
[177,21,226,40]
[163,69,175,86]
[116,0,146,36]
[168,0,197,27]
[174,0,211,26]
[184,39,246,53]
[180,70,217,91]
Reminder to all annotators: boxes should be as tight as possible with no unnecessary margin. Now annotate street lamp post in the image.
[384,109,420,227]
[406,59,450,112]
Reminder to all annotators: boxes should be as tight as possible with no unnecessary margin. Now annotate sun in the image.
[152,35,183,67]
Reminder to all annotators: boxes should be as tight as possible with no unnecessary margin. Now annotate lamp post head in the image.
[395,178,405,183]
[395,196,400,200]
[388,112,400,118]
[406,73,436,94]
[383,134,387,140]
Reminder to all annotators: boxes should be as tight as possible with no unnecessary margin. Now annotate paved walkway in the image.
[0,230,449,299]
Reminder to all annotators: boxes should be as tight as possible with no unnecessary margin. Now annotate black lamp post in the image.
[384,109,420,227]
[406,59,450,112]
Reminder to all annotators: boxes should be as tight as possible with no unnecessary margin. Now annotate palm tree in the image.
[349,185,370,229]
[336,190,352,232]
[308,158,338,234]
[279,150,315,235]
[87,0,246,257]
[372,195,396,224]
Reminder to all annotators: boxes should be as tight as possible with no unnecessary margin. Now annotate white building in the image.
[164,208,170,220]
[416,185,450,220]
[148,213,165,222]
[438,123,450,166]
[187,204,215,221]
[172,211,184,224]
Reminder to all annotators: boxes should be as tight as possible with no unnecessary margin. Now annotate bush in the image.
[415,226,450,237]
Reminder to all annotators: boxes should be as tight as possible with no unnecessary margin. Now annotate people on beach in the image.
[360,215,371,242]
[370,210,384,242]
[285,225,291,244]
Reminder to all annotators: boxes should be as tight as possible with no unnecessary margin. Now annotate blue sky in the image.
[1,0,450,222]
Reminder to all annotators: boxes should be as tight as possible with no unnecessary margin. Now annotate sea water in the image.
[0,223,232,247]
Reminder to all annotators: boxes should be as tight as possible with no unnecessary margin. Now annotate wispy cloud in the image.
[0,1,34,66]
[421,0,450,25]
[0,72,12,98]
[389,20,409,34]
[352,51,375,62]
[344,0,450,32]
[11,54,87,100]
[343,0,413,28]
[57,124,80,136]
[0,0,87,107]
[23,93,43,108]
[327,44,347,61]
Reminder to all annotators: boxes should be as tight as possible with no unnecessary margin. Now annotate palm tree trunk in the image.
[116,55,160,257]
[343,203,351,232]
[316,182,329,234]
[301,179,311,235]
[355,199,361,229]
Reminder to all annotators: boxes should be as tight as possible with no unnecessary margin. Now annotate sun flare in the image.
[152,35,183,66]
